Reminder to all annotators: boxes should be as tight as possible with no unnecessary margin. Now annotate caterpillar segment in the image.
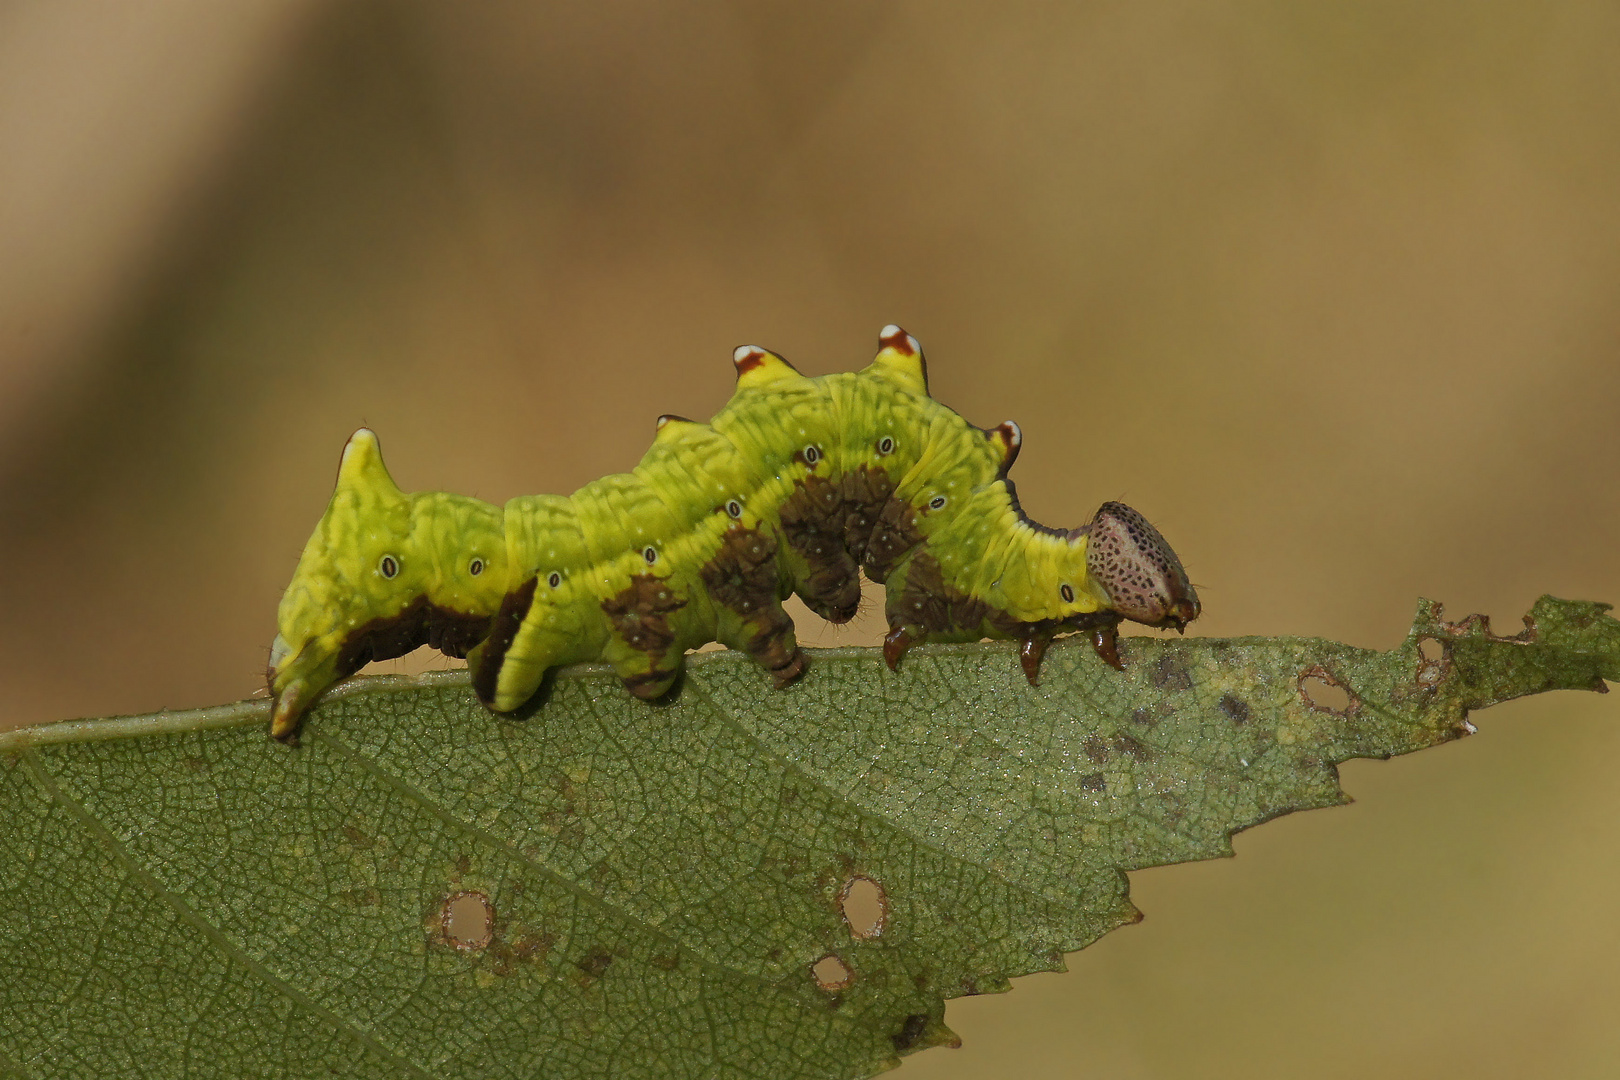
[267,326,1199,742]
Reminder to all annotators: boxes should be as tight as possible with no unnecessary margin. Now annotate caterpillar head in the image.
[268,429,505,741]
[1081,501,1199,630]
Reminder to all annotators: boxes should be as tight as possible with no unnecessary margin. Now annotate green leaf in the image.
[2,596,1614,1079]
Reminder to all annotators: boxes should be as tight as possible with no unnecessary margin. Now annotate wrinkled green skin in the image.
[269,328,1199,741]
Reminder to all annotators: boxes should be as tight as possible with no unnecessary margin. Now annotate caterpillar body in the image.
[268,327,1199,742]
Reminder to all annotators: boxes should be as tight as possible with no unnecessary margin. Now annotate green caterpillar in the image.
[268,327,1199,742]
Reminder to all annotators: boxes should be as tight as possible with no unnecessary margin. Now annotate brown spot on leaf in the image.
[1112,734,1151,761]
[892,1014,931,1052]
[486,926,556,977]
[1080,772,1106,792]
[576,949,614,979]
[1151,654,1193,691]
[1082,736,1110,763]
[1217,692,1251,725]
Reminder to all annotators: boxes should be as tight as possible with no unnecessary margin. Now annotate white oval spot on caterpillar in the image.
[547,572,562,588]
[469,558,484,577]
[928,496,947,510]
[877,435,896,456]
[803,445,821,465]
[643,546,658,565]
[726,499,743,519]
[812,953,854,991]
[1060,584,1075,604]
[379,555,400,579]
[839,876,889,939]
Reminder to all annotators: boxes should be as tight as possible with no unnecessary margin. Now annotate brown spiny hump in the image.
[731,344,802,384]
[985,421,1021,474]
[1084,502,1199,629]
[874,324,929,395]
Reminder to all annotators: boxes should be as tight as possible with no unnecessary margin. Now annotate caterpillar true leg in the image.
[1091,624,1125,671]
[268,327,1200,741]
[1019,634,1053,685]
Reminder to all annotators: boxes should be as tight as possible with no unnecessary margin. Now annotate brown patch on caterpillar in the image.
[700,525,778,617]
[622,667,680,700]
[883,552,1124,679]
[778,474,862,622]
[731,345,769,376]
[1084,502,1199,630]
[601,573,687,658]
[840,465,897,563]
[731,344,802,383]
[876,324,930,395]
[879,324,918,356]
[700,525,808,684]
[470,577,539,706]
[333,595,494,675]
[986,421,1022,474]
[891,551,993,640]
[863,497,924,584]
[272,596,495,741]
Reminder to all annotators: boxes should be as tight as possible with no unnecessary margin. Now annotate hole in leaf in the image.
[440,890,494,951]
[1298,665,1356,716]
[839,876,888,939]
[1415,636,1451,689]
[813,953,854,991]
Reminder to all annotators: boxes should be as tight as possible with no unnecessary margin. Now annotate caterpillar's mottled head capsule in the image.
[1082,501,1199,630]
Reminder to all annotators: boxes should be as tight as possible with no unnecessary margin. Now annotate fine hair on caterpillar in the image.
[267,326,1199,742]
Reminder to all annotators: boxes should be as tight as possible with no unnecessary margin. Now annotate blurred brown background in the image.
[3,2,1617,1076]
